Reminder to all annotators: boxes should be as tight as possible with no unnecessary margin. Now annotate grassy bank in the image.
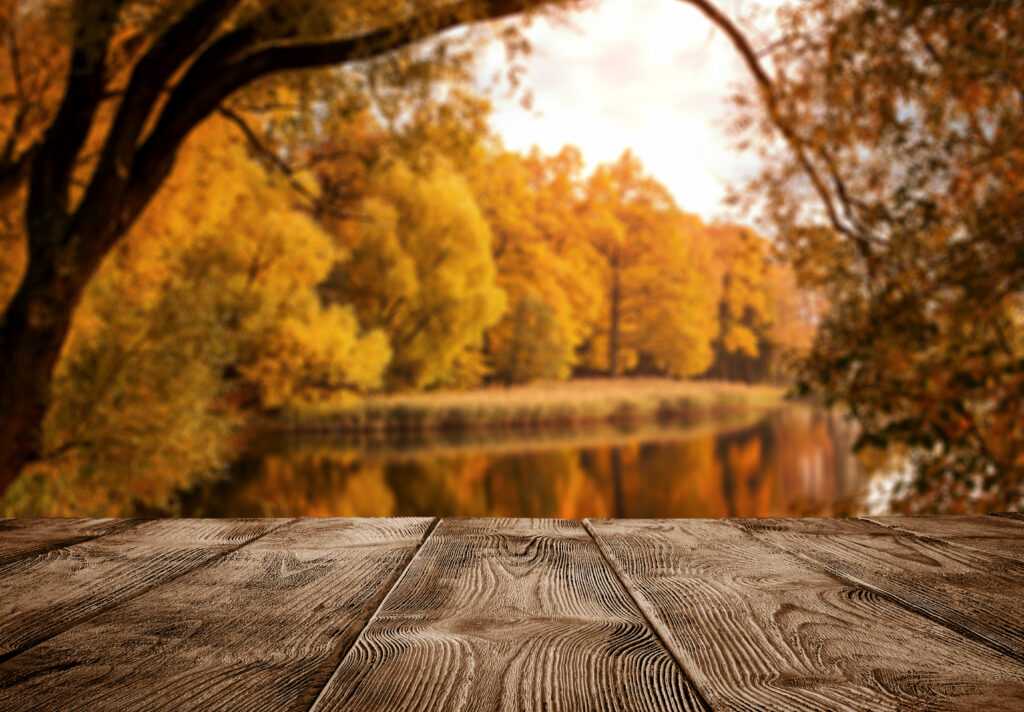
[256,378,787,436]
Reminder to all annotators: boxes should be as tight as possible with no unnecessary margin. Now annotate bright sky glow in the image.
[481,0,783,221]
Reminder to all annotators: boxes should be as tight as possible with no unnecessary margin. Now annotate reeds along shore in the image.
[256,379,787,436]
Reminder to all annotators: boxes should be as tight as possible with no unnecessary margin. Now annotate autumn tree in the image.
[729,1,1024,510]
[760,262,819,380]
[580,151,720,378]
[470,147,600,383]
[702,224,817,383]
[2,117,390,515]
[705,224,769,381]
[0,0,603,492]
[320,158,506,390]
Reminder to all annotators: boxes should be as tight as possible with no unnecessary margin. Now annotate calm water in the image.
[180,404,866,518]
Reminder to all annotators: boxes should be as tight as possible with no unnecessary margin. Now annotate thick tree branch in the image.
[67,11,267,259]
[27,0,125,246]
[681,0,878,264]
[116,0,549,243]
[76,0,244,235]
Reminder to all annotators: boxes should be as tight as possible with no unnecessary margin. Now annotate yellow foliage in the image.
[580,151,722,377]
[328,158,505,389]
[469,150,590,382]
[3,117,389,515]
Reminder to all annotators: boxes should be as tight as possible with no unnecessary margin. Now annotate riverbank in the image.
[254,378,787,437]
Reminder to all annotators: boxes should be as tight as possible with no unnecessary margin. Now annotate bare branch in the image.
[217,105,362,221]
[681,0,878,265]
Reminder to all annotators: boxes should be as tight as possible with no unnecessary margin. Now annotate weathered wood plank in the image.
[309,518,707,712]
[863,515,1024,562]
[0,518,140,567]
[586,518,1024,711]
[0,518,433,712]
[0,518,286,662]
[735,517,1024,662]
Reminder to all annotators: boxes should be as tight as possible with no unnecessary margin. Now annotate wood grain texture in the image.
[0,518,285,662]
[586,518,1024,711]
[0,518,140,567]
[736,517,1024,662]
[309,518,707,712]
[0,518,433,712]
[863,515,1024,562]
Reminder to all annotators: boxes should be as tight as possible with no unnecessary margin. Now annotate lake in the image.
[180,404,867,518]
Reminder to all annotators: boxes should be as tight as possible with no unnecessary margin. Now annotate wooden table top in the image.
[1,515,1023,710]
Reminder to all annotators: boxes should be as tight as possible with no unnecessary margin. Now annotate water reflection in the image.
[181,405,864,518]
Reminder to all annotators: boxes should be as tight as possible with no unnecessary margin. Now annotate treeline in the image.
[277,99,814,392]
[0,95,813,513]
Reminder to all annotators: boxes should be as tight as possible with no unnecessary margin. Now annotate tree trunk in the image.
[0,262,82,495]
[607,254,621,377]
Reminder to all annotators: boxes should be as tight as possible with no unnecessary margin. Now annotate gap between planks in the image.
[304,516,441,712]
[581,518,713,712]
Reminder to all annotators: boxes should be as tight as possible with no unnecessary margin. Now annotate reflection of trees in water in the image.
[577,407,861,518]
[717,420,774,518]
[181,449,395,517]
[711,408,861,517]
[178,406,862,518]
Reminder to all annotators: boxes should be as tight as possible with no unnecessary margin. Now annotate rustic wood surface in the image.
[864,515,1024,561]
[586,518,1024,711]
[309,518,707,712]
[0,516,1022,711]
[0,518,431,712]
[0,519,281,662]
[734,518,1024,663]
[0,518,141,567]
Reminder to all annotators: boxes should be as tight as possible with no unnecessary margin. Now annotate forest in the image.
[0,93,813,514]
[0,0,1022,515]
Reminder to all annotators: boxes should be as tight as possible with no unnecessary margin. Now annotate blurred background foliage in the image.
[1,0,1021,514]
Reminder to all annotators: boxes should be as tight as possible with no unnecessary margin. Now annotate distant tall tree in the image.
[581,151,720,378]
[707,224,770,381]
[703,224,817,383]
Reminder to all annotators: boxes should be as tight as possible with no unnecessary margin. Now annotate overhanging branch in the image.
[119,0,550,238]
[680,0,878,264]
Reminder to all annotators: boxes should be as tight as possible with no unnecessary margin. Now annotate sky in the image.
[479,0,783,221]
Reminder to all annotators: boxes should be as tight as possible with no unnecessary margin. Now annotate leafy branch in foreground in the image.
[731,0,1024,512]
